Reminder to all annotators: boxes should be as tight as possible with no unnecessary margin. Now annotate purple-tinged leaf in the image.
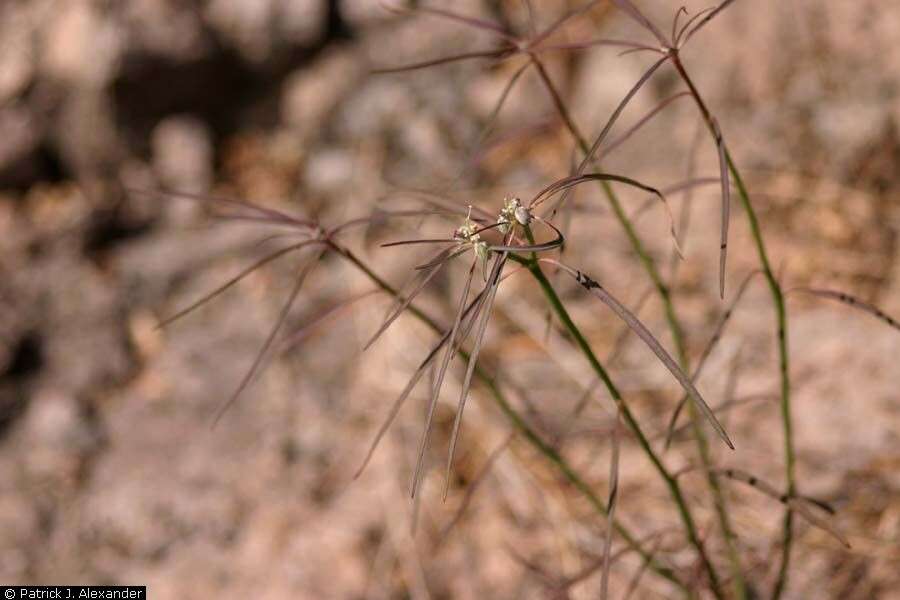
[438,432,514,545]
[674,6,716,48]
[280,290,381,353]
[716,468,850,548]
[529,0,605,48]
[157,239,324,330]
[386,3,516,40]
[610,0,669,46]
[129,187,313,228]
[363,246,456,351]
[373,48,512,74]
[354,285,488,479]
[444,252,508,499]
[599,92,691,160]
[682,0,738,46]
[789,288,900,332]
[663,271,757,450]
[533,38,662,54]
[711,117,731,298]
[212,247,325,426]
[549,260,734,449]
[601,409,621,600]
[411,261,477,498]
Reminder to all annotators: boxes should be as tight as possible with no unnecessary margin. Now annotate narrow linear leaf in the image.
[682,0,738,46]
[212,248,325,426]
[567,56,669,187]
[665,392,775,445]
[381,238,457,247]
[129,187,312,227]
[363,246,455,351]
[601,409,621,600]
[411,261,476,498]
[551,260,734,449]
[790,288,900,332]
[664,271,757,450]
[674,6,716,48]
[610,0,669,46]
[535,38,661,54]
[354,284,488,479]
[438,432,514,544]
[600,92,692,160]
[717,468,850,548]
[157,239,323,329]
[444,253,508,499]
[712,117,731,298]
[534,173,682,257]
[280,289,381,353]
[529,0,604,48]
[387,3,515,39]
[373,48,511,74]
[416,245,471,270]
[671,7,688,46]
[623,538,663,600]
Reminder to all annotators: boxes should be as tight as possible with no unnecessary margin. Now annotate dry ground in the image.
[0,1,898,598]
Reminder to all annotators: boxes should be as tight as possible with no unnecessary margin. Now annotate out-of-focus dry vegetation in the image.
[0,1,898,598]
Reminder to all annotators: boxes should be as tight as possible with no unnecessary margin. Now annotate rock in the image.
[152,115,214,195]
[303,147,354,193]
[40,0,122,86]
[0,4,36,102]
[281,49,363,135]
[0,106,42,188]
[205,0,326,63]
[120,0,210,61]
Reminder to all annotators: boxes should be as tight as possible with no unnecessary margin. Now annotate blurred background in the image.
[0,1,898,598]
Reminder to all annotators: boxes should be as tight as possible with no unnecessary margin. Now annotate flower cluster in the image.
[496,196,531,234]
[454,206,491,266]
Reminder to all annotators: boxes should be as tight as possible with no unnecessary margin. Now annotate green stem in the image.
[532,60,739,597]
[514,246,723,598]
[728,154,794,599]
[330,241,685,591]
[669,52,794,598]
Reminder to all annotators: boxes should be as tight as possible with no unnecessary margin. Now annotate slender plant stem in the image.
[730,151,794,600]
[328,240,686,592]
[512,242,723,599]
[532,58,743,597]
[669,52,793,599]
